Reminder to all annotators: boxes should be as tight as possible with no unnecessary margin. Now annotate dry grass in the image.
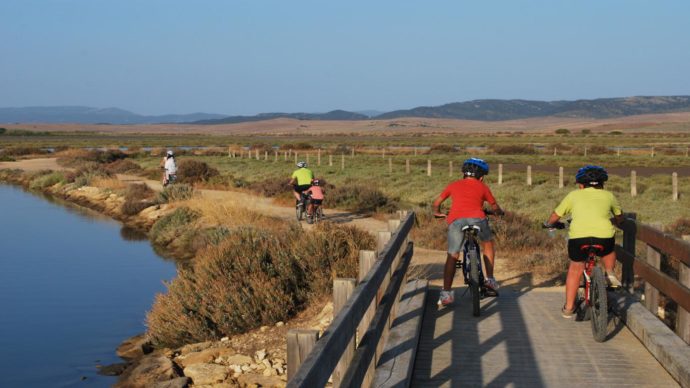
[91,176,127,191]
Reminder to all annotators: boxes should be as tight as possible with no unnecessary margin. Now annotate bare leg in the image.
[601,251,616,273]
[481,240,495,278]
[443,253,459,290]
[565,261,585,311]
[307,203,314,215]
[293,191,301,202]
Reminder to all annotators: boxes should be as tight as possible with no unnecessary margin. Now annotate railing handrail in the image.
[617,213,690,313]
[287,212,415,388]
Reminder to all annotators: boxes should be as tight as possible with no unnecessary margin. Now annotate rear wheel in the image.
[590,266,609,342]
[468,250,481,317]
[296,201,304,221]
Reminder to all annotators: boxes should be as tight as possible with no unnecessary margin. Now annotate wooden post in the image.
[256,149,260,160]
[332,278,356,387]
[414,147,417,156]
[651,147,655,157]
[622,213,637,292]
[284,151,288,161]
[351,148,355,158]
[377,231,392,253]
[341,154,345,171]
[388,219,401,232]
[559,166,564,188]
[376,230,392,366]
[289,149,292,157]
[631,170,637,197]
[264,151,268,161]
[584,146,588,157]
[329,154,333,167]
[672,172,678,201]
[274,151,278,162]
[357,250,377,387]
[679,235,690,344]
[449,161,453,177]
[644,223,662,316]
[382,148,385,159]
[388,157,392,174]
[405,159,410,174]
[287,329,320,381]
[317,149,321,166]
[553,147,557,156]
[686,147,689,158]
[498,163,503,185]
[228,146,232,157]
[295,153,298,165]
[527,165,532,186]
[306,153,310,165]
[617,147,621,157]
[427,160,431,177]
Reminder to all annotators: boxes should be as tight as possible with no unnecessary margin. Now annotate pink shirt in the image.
[308,186,324,200]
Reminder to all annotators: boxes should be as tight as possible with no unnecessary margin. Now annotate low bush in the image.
[491,145,537,155]
[248,178,290,198]
[121,183,156,215]
[328,183,398,213]
[176,160,219,184]
[146,221,374,348]
[105,159,143,174]
[0,155,16,162]
[29,171,66,189]
[426,144,456,154]
[149,207,200,248]
[156,183,194,204]
[2,146,50,156]
[667,218,690,237]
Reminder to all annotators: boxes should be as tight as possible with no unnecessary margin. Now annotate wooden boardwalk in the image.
[412,286,679,387]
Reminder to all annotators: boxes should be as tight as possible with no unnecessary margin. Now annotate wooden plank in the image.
[287,330,320,381]
[333,278,357,388]
[636,222,690,266]
[645,245,661,315]
[677,235,690,344]
[287,213,415,388]
[357,250,377,388]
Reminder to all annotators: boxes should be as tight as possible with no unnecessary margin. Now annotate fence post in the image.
[228,146,232,157]
[388,157,393,174]
[678,235,690,344]
[554,147,557,156]
[284,151,287,161]
[376,231,392,368]
[256,149,260,160]
[672,172,678,201]
[357,250,377,387]
[584,146,588,157]
[264,151,268,161]
[617,147,621,157]
[287,329,320,381]
[621,213,637,293]
[332,278,357,387]
[382,148,385,159]
[274,151,278,162]
[559,166,564,188]
[644,223,662,315]
[317,149,321,166]
[651,147,655,157]
[427,160,431,177]
[498,163,503,185]
[405,159,410,174]
[351,148,355,158]
[329,154,333,167]
[295,153,298,165]
[306,153,310,165]
[341,154,345,171]
[527,165,532,186]
[449,160,453,177]
[631,170,637,197]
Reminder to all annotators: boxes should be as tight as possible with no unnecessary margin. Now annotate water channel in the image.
[0,184,176,387]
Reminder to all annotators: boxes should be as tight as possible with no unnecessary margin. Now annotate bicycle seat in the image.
[579,244,604,256]
[461,225,481,232]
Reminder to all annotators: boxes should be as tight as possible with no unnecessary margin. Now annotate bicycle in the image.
[162,173,176,187]
[543,221,610,342]
[296,191,310,222]
[307,200,324,224]
[436,210,499,316]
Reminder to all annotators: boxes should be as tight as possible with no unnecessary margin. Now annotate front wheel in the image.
[468,250,481,317]
[590,266,609,342]
[296,201,304,221]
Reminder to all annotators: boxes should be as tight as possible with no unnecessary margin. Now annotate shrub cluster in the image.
[2,146,50,156]
[146,222,374,348]
[149,207,201,249]
[328,184,398,213]
[491,145,537,155]
[121,183,156,216]
[176,160,219,184]
[156,184,194,204]
[105,159,143,174]
[29,171,66,189]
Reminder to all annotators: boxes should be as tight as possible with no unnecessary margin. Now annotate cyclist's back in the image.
[289,161,314,203]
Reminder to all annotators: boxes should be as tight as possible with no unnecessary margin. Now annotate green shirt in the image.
[554,187,622,239]
[291,168,314,186]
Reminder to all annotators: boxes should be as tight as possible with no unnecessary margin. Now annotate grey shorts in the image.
[447,218,493,254]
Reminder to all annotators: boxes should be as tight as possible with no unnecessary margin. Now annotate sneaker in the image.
[607,274,622,289]
[484,277,500,291]
[437,290,454,306]
[561,305,576,319]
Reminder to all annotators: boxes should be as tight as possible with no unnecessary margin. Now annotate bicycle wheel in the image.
[590,266,609,342]
[296,202,303,221]
[468,249,481,317]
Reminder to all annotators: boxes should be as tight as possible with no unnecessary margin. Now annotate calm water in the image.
[0,184,176,387]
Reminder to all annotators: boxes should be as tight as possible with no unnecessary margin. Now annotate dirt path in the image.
[0,157,64,171]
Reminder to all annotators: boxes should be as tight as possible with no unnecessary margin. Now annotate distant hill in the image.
[0,106,226,124]
[193,109,368,124]
[375,96,690,121]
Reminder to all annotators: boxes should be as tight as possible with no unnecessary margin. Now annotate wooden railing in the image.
[616,213,690,342]
[286,211,415,388]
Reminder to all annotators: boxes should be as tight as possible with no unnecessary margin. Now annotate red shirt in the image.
[307,186,324,200]
[439,178,497,224]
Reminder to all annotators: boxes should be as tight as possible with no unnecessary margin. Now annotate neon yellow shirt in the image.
[554,187,622,239]
[291,168,314,186]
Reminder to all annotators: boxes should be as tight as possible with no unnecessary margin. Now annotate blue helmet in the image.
[576,165,608,186]
[462,158,489,177]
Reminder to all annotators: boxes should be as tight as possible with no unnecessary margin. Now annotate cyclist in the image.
[543,165,623,318]
[162,150,177,186]
[433,157,504,306]
[289,161,314,206]
[306,178,325,218]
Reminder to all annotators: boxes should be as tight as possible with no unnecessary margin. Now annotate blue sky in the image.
[1,0,689,115]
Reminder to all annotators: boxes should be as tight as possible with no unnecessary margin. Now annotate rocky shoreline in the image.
[0,170,334,387]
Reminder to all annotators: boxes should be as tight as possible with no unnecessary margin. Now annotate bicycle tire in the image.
[296,202,303,221]
[590,266,609,342]
[468,249,481,317]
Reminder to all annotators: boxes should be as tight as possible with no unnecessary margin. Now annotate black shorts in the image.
[310,199,323,205]
[567,237,615,261]
[294,184,311,194]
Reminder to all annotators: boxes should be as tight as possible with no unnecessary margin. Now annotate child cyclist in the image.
[543,165,623,318]
[306,178,325,218]
[433,158,504,306]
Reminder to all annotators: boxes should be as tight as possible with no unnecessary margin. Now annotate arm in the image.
[432,195,447,217]
[546,212,561,226]
[490,202,505,216]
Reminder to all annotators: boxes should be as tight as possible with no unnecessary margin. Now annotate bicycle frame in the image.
[580,244,604,306]
[459,226,484,287]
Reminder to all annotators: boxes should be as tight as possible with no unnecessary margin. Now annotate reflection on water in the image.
[119,226,148,242]
[0,184,176,387]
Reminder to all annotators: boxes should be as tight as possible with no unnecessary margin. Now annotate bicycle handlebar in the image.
[434,208,504,219]
[542,221,568,230]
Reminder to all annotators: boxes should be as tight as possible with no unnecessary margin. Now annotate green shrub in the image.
[667,218,690,237]
[121,183,156,215]
[0,155,16,162]
[492,145,537,155]
[426,144,456,154]
[146,222,374,348]
[105,159,143,174]
[156,184,194,204]
[29,171,66,189]
[149,207,200,248]
[328,184,398,213]
[2,146,49,156]
[176,160,219,184]
[555,128,570,135]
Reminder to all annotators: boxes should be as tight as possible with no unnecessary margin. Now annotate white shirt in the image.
[164,157,177,174]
